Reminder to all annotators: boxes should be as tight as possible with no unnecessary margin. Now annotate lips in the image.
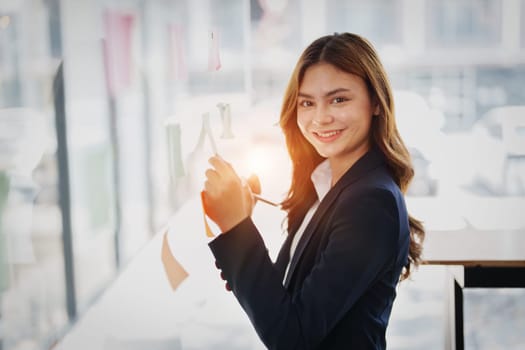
[313,129,344,142]
[315,130,340,137]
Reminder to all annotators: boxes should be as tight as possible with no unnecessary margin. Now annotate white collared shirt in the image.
[283,159,332,285]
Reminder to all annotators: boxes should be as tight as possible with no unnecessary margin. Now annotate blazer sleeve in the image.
[208,188,399,350]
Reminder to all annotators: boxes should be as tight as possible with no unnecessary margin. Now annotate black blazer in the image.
[209,147,410,349]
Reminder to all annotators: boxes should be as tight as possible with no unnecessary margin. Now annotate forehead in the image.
[300,63,366,93]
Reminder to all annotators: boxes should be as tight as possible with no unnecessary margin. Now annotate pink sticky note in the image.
[103,11,135,97]
[208,29,221,71]
[168,23,187,81]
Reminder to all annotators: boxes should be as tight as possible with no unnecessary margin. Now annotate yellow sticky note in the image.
[161,232,189,291]
[201,191,216,238]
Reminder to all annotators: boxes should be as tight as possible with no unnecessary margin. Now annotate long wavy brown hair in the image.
[279,33,424,280]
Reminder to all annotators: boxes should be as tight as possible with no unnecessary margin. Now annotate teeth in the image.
[317,130,340,137]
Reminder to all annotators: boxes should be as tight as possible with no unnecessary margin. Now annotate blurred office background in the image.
[0,0,524,349]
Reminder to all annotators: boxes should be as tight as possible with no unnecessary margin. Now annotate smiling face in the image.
[296,62,378,182]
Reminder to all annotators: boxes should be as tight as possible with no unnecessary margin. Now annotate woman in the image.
[202,32,425,349]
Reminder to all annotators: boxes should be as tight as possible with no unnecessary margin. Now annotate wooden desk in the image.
[423,229,525,350]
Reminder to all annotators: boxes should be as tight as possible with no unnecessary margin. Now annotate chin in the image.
[314,148,339,159]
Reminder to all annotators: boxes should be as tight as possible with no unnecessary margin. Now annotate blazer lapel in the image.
[274,230,294,279]
[283,147,385,289]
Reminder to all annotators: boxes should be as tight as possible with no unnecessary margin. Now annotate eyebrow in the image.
[298,88,351,99]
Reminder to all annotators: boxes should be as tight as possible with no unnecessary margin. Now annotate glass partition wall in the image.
[1,0,524,349]
[0,0,68,348]
[0,0,154,348]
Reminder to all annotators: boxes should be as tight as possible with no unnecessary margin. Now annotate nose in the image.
[312,104,334,126]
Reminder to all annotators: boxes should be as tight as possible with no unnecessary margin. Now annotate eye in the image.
[331,96,348,104]
[298,100,313,108]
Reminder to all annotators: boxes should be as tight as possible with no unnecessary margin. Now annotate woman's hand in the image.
[202,155,254,233]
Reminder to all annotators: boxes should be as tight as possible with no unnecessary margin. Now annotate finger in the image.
[247,173,261,195]
[203,181,216,196]
[241,178,252,194]
[243,182,255,209]
[208,155,234,175]
[205,168,221,182]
